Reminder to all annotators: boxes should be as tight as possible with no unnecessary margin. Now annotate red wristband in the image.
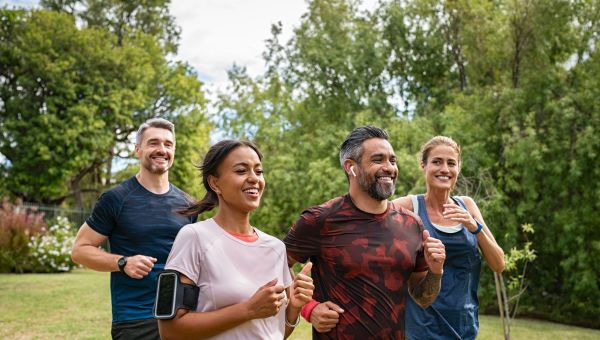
[300,299,320,321]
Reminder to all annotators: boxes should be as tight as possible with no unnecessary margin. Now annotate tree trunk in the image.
[70,177,83,211]
[105,151,113,186]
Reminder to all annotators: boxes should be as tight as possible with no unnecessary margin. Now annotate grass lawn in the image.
[1,269,598,339]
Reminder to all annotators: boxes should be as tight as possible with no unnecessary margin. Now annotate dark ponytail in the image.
[179,139,263,217]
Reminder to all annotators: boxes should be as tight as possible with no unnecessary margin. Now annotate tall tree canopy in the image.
[41,0,180,52]
[0,3,209,208]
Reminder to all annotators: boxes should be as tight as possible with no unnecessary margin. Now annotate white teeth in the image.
[244,189,258,194]
[437,176,450,180]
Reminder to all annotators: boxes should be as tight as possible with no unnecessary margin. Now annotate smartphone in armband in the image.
[153,270,199,320]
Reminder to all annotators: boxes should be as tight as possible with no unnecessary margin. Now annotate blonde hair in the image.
[420,136,461,165]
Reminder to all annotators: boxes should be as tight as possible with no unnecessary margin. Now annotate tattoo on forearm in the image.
[409,271,442,308]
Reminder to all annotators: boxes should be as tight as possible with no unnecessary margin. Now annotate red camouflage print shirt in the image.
[284,195,427,340]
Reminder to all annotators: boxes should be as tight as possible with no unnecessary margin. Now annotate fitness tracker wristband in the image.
[472,220,484,235]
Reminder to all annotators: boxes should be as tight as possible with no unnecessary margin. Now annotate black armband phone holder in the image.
[153,269,199,320]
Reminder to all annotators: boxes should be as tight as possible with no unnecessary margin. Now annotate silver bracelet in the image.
[285,314,301,327]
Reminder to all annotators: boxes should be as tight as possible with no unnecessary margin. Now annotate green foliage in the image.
[503,224,536,291]
[0,7,210,208]
[41,0,181,53]
[169,109,212,201]
[0,10,118,202]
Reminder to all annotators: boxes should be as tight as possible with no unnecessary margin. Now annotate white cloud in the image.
[169,0,308,91]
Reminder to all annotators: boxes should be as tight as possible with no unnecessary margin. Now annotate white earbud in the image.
[350,166,357,177]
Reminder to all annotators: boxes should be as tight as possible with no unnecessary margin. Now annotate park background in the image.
[0,0,599,338]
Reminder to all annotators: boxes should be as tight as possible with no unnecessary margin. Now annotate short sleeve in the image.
[86,191,120,236]
[281,245,293,288]
[165,225,203,285]
[283,207,324,264]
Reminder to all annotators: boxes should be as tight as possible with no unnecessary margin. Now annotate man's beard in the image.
[142,156,171,174]
[357,168,396,201]
[144,163,170,174]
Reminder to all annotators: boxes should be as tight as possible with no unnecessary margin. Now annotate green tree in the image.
[169,109,212,201]
[41,0,180,53]
[217,1,428,236]
[0,9,145,204]
[0,8,209,209]
[38,0,208,209]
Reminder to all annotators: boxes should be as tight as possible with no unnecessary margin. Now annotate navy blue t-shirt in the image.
[86,176,196,323]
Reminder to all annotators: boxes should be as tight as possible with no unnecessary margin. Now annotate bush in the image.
[0,198,47,273]
[0,199,78,273]
[27,216,79,273]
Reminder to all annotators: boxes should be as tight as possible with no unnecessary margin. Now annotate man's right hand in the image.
[310,301,344,333]
[124,255,157,279]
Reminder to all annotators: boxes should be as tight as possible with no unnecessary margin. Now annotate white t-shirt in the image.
[165,218,293,339]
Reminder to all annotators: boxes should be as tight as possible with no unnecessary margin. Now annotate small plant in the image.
[0,198,47,273]
[28,216,79,273]
[495,223,537,340]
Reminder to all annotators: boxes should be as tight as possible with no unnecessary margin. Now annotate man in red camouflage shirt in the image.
[284,126,446,339]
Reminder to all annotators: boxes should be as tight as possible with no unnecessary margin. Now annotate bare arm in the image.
[159,275,285,340]
[71,223,156,278]
[71,223,117,271]
[451,197,505,273]
[461,197,505,272]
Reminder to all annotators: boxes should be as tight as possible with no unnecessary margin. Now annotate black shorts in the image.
[111,318,160,340]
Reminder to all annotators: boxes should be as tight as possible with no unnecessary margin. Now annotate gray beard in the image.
[143,161,170,175]
[357,170,395,201]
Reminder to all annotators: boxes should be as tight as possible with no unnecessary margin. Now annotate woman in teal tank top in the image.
[393,136,505,339]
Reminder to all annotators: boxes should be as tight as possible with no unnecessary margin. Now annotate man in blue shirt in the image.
[71,118,196,340]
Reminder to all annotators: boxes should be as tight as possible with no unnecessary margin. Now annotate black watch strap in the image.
[118,256,128,274]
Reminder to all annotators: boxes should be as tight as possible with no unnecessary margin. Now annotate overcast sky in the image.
[1,0,309,91]
[170,1,308,88]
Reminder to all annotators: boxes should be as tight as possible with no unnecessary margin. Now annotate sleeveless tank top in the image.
[405,194,482,340]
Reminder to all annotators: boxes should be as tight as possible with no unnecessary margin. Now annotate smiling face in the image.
[210,145,265,214]
[422,145,460,191]
[354,138,398,201]
[135,127,175,175]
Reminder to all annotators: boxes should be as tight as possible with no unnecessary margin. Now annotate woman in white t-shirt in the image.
[159,140,314,339]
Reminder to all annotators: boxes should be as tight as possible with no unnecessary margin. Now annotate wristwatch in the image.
[117,256,128,274]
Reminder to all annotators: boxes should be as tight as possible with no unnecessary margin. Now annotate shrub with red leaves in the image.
[0,198,48,273]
